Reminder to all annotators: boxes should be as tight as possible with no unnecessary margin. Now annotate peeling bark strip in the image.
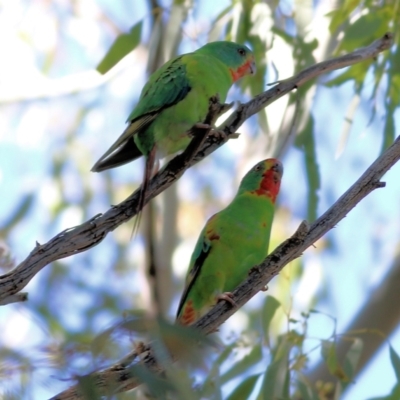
[0,33,393,306]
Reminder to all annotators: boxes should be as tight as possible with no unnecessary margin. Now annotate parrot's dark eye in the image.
[254,164,262,171]
[237,48,246,56]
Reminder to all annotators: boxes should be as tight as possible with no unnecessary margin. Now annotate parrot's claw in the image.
[216,292,237,308]
[260,285,268,292]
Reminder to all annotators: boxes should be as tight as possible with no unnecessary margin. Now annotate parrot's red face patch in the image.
[230,57,256,81]
[253,160,283,202]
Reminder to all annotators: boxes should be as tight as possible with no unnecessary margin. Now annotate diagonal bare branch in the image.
[50,132,400,400]
[0,33,393,306]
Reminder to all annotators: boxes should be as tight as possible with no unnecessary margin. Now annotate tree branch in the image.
[0,292,28,306]
[0,33,393,305]
[51,133,400,399]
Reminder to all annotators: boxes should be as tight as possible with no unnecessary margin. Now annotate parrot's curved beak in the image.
[272,161,283,177]
[270,161,283,184]
[248,58,256,75]
[231,56,256,81]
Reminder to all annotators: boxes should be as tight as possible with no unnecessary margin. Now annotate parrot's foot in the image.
[209,128,228,141]
[216,292,237,308]
[192,123,238,141]
[208,95,234,118]
[194,122,213,130]
[191,123,230,142]
[260,285,268,292]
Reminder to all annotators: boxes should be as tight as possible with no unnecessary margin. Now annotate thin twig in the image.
[0,292,28,306]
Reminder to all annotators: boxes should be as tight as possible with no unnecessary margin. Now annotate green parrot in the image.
[91,41,256,210]
[176,159,283,326]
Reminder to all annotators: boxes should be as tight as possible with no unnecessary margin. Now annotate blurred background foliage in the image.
[1,0,400,399]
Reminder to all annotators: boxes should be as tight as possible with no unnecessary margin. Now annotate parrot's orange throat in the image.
[253,169,282,203]
[230,57,256,81]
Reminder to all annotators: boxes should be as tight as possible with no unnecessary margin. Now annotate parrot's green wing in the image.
[176,224,214,320]
[91,56,192,172]
[128,57,191,122]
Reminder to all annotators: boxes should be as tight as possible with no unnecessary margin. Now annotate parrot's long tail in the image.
[131,146,157,238]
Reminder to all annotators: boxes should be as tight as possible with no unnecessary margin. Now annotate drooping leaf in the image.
[221,344,263,384]
[295,115,320,222]
[97,20,143,74]
[381,104,396,152]
[390,346,400,382]
[226,373,261,400]
[128,364,177,399]
[296,374,320,400]
[342,338,363,383]
[1,194,34,235]
[337,10,391,53]
[328,0,359,34]
[260,336,291,399]
[261,295,281,346]
[335,94,361,158]
[321,340,348,382]
[381,44,400,151]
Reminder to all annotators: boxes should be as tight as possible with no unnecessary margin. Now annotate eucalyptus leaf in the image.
[97,20,143,74]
